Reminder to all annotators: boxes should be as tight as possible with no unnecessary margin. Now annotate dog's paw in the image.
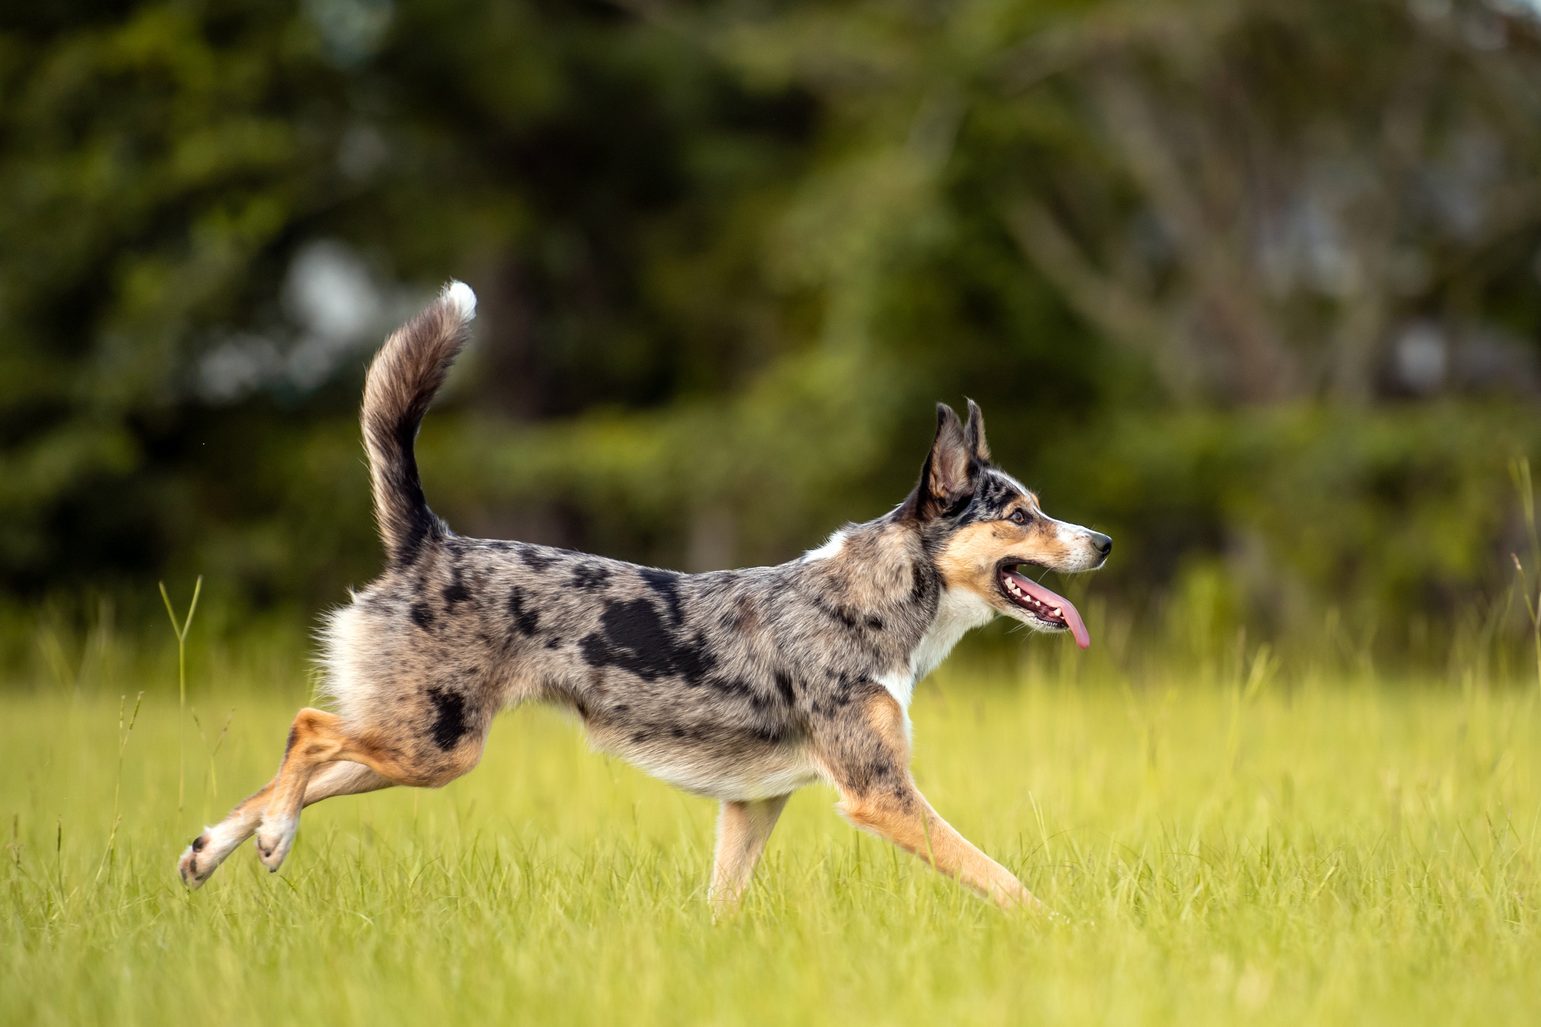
[253,814,297,872]
[178,826,235,889]
[177,837,210,890]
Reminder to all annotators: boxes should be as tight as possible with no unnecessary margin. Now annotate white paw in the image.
[254,814,298,872]
[177,822,243,889]
[177,840,211,890]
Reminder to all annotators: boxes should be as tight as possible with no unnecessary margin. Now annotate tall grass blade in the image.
[159,576,202,813]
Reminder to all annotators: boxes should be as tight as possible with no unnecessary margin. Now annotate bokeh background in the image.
[4,0,1540,670]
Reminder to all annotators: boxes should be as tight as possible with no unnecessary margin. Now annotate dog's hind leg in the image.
[252,706,483,872]
[302,760,394,806]
[178,783,273,889]
[708,795,790,915]
[179,701,483,887]
[816,688,1051,914]
[177,761,396,889]
[252,752,397,863]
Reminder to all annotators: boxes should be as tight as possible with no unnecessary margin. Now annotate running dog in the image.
[177,281,1111,911]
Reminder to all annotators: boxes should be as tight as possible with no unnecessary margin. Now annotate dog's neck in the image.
[798,518,928,610]
[909,585,994,681]
[797,516,992,708]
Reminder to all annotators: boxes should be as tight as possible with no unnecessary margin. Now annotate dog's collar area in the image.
[997,562,1090,649]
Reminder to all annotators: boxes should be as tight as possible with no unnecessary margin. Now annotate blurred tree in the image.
[0,0,1538,653]
[0,0,354,587]
[990,0,1541,403]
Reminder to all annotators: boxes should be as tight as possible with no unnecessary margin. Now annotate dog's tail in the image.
[361,280,476,565]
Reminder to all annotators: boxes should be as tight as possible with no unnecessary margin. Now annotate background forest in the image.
[3,0,1540,665]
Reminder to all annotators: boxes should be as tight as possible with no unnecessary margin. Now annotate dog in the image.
[177,281,1111,912]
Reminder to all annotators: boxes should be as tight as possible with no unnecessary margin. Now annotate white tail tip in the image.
[441,280,477,320]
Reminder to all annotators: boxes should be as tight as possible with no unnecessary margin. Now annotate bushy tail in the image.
[361,280,476,565]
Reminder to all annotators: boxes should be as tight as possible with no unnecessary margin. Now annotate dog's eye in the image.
[1008,510,1031,526]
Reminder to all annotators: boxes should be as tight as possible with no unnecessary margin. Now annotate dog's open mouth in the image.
[998,563,1091,650]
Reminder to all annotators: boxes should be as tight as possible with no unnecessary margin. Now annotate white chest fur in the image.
[877,587,995,710]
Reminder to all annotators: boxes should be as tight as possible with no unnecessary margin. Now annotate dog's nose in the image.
[1090,532,1113,557]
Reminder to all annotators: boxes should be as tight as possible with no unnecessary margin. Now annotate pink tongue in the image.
[1007,570,1091,650]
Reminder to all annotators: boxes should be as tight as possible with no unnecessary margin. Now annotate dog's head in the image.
[900,401,1111,648]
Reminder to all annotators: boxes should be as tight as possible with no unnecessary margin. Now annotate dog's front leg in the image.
[840,783,1045,911]
[817,688,1050,913]
[709,795,790,915]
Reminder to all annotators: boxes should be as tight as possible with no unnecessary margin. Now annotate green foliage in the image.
[2,0,1539,662]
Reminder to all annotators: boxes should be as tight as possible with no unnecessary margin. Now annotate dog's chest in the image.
[878,587,994,709]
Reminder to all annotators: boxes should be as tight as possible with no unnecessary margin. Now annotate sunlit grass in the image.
[3,644,1538,1025]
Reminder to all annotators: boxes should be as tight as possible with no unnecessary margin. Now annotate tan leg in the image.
[177,782,273,889]
[179,705,479,888]
[839,784,1044,910]
[815,687,1050,914]
[252,707,478,871]
[709,795,790,914]
[177,761,395,889]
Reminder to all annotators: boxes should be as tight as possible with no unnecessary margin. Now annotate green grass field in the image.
[4,640,1539,1026]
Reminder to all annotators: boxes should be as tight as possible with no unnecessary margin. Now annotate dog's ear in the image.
[904,403,977,520]
[964,398,990,465]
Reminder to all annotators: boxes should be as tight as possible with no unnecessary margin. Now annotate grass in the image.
[2,637,1539,1026]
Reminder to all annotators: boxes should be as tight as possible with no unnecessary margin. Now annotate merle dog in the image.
[178,282,1111,912]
